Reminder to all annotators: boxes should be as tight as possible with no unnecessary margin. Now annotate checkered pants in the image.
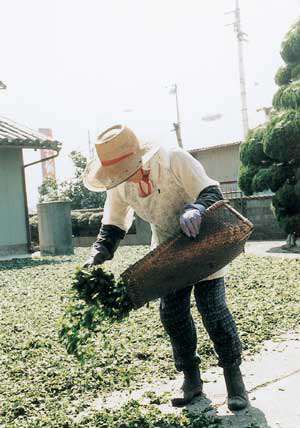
[159,277,242,371]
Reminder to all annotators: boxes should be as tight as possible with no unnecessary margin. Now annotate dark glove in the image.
[180,204,206,238]
[82,242,111,268]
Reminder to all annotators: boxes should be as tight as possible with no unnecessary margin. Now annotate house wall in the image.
[0,148,28,256]
[190,144,241,194]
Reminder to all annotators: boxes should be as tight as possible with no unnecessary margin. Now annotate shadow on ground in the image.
[266,244,300,254]
[0,257,74,271]
[186,395,271,428]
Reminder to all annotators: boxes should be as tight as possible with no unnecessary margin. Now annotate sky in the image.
[0,0,299,211]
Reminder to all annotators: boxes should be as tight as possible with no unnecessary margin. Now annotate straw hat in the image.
[83,124,159,192]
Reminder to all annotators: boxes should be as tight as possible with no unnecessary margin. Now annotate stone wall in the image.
[228,195,285,240]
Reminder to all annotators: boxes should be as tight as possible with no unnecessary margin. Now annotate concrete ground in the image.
[90,328,300,428]
[245,240,300,259]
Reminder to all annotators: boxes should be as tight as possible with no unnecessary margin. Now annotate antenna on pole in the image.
[226,0,249,139]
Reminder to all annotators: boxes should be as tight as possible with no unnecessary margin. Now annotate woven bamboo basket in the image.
[121,201,254,309]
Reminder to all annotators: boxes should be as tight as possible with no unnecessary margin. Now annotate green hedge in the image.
[30,210,136,244]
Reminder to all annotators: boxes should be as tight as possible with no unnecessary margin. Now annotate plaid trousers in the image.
[159,277,242,371]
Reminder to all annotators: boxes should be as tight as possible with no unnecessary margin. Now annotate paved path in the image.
[245,240,300,259]
[91,329,300,428]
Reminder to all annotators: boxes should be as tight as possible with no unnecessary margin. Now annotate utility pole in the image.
[167,83,183,148]
[226,0,249,139]
[88,130,94,159]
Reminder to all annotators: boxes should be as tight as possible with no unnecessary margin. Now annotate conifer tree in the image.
[239,19,300,241]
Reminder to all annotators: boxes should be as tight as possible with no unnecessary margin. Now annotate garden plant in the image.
[38,151,106,210]
[239,18,300,240]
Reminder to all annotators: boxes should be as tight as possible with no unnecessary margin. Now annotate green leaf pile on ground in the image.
[58,266,134,361]
[0,246,299,427]
[77,400,222,428]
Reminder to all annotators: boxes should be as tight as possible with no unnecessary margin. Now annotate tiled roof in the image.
[0,117,62,151]
[189,141,242,153]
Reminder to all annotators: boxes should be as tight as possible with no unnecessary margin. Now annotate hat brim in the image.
[82,145,160,192]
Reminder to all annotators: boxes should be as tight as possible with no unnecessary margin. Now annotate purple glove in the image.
[180,208,203,238]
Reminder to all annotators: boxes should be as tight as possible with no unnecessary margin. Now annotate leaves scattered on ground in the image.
[0,247,299,427]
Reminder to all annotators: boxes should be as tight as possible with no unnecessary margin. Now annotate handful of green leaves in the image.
[58,266,133,361]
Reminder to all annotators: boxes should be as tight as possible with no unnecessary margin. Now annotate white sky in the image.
[0,0,299,211]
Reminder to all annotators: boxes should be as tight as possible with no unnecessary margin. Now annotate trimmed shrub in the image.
[272,81,300,111]
[272,85,287,110]
[77,212,92,235]
[30,209,137,244]
[252,168,272,193]
[30,210,104,243]
[280,20,300,64]
[88,213,102,235]
[241,18,300,238]
[238,165,258,196]
[291,63,300,81]
[295,180,300,198]
[268,164,292,193]
[275,65,292,86]
[263,110,300,162]
[240,126,270,167]
[275,182,300,213]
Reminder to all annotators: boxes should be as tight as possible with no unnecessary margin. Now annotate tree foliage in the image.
[280,20,300,64]
[239,125,270,166]
[272,82,300,111]
[274,65,291,86]
[38,151,106,210]
[239,18,300,238]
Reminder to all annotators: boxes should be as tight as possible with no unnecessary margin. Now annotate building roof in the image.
[189,141,242,154]
[0,117,62,151]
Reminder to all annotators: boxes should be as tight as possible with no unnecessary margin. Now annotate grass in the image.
[0,246,300,427]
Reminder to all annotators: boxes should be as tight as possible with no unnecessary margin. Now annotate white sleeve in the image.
[170,148,219,200]
[101,186,134,232]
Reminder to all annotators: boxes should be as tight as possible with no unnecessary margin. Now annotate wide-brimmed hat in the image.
[82,124,159,192]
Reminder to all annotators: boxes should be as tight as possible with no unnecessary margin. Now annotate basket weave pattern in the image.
[122,201,254,309]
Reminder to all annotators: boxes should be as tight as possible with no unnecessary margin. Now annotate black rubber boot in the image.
[171,365,203,407]
[223,366,248,411]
